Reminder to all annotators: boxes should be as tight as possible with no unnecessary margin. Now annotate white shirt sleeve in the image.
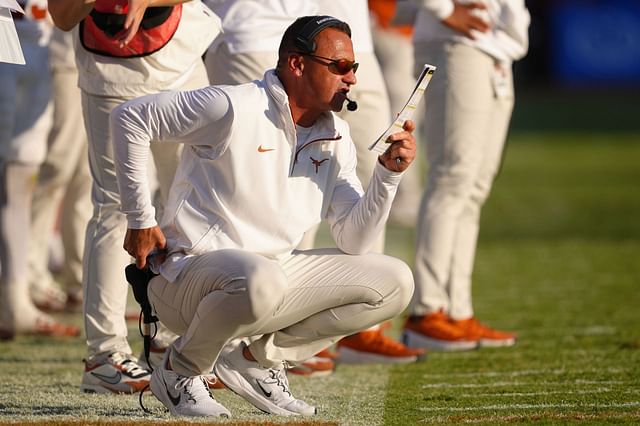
[110,86,233,229]
[327,143,403,254]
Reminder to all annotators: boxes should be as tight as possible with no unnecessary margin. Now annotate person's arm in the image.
[412,0,490,39]
[48,0,95,31]
[110,86,233,268]
[328,121,417,254]
[48,0,188,46]
[118,0,190,46]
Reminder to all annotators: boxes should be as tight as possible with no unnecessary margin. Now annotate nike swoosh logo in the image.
[256,380,272,398]
[258,145,275,152]
[91,371,122,385]
[165,377,182,406]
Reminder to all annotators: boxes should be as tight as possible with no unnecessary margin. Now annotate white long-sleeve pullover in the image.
[413,0,530,63]
[111,70,403,281]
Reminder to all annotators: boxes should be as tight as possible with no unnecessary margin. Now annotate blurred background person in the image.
[316,0,424,364]
[402,0,530,351]
[0,0,80,339]
[28,26,91,314]
[369,0,423,227]
[48,0,220,393]
[204,0,316,86]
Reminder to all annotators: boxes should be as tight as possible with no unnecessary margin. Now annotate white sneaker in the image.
[81,352,151,394]
[214,342,316,416]
[150,355,231,417]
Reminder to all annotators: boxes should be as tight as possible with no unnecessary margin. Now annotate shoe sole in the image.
[80,382,146,395]
[287,367,334,378]
[479,337,516,348]
[402,330,479,352]
[214,356,298,416]
[337,347,418,364]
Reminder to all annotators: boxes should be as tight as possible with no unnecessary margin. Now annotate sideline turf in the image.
[384,132,640,424]
[1,132,638,424]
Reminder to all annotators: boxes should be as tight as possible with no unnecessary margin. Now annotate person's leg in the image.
[411,42,494,317]
[446,63,517,347]
[79,92,153,394]
[148,250,290,375]
[59,137,92,303]
[248,249,415,365]
[404,42,496,351]
[81,92,133,358]
[29,67,89,310]
[448,64,515,320]
[148,248,412,414]
[0,43,76,338]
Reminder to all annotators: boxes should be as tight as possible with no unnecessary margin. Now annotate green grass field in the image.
[1,125,639,424]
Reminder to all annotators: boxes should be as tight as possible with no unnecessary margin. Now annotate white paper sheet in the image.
[0,0,25,65]
[368,64,437,154]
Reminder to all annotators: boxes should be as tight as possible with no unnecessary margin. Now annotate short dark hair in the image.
[276,15,351,70]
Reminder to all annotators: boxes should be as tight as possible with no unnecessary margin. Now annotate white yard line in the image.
[422,367,624,379]
[419,401,640,412]
[421,380,626,389]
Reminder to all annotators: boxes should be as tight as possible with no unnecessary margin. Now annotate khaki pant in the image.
[411,41,515,319]
[81,61,210,358]
[149,248,414,376]
[28,66,92,295]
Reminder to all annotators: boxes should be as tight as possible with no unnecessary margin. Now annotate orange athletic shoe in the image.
[33,317,81,337]
[453,317,517,348]
[402,310,479,352]
[315,348,338,360]
[338,323,425,364]
[287,354,335,377]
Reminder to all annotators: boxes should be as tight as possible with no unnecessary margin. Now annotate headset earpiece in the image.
[294,15,350,53]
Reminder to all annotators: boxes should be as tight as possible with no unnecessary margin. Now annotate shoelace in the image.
[109,353,148,377]
[264,368,292,399]
[175,375,212,404]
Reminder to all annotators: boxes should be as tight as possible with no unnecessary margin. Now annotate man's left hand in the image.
[379,120,416,172]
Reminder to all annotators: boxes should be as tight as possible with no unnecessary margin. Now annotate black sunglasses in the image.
[294,52,359,75]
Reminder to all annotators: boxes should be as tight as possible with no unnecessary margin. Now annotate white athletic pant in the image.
[410,41,515,319]
[148,248,414,376]
[28,66,92,294]
[81,61,210,359]
[0,38,53,331]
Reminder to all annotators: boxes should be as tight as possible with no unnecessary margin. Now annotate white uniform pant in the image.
[28,66,91,293]
[0,35,53,331]
[148,248,413,376]
[410,41,514,319]
[81,61,209,358]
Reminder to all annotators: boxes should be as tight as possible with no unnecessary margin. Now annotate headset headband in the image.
[294,15,349,53]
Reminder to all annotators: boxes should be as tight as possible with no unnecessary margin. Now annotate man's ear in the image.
[289,54,304,77]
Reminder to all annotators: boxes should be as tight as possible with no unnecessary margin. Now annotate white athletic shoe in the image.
[214,342,316,416]
[81,352,150,394]
[150,355,231,418]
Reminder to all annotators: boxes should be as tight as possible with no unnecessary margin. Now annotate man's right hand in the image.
[123,226,167,269]
[442,2,491,39]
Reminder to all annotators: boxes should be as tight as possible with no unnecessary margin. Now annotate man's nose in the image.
[343,70,357,85]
